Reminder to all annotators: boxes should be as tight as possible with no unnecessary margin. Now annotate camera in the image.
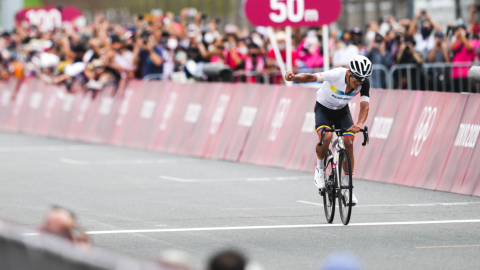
[446,26,459,36]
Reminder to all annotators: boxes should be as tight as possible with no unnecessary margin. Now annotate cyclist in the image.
[284,55,372,206]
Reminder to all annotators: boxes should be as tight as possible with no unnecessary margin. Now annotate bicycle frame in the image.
[320,127,369,189]
[325,135,345,189]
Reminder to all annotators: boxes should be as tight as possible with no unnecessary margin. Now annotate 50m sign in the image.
[245,0,341,27]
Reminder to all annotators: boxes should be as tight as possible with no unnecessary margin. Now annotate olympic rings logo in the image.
[410,106,437,156]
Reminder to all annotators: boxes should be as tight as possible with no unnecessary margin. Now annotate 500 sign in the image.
[245,0,341,27]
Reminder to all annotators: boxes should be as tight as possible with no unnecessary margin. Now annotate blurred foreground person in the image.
[39,207,90,247]
[208,250,247,270]
[318,252,363,270]
[158,249,193,270]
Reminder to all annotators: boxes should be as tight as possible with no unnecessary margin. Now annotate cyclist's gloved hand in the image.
[349,124,362,134]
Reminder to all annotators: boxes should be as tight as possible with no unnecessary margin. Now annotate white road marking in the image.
[297,200,323,206]
[61,158,179,165]
[155,225,167,227]
[21,219,480,236]
[61,158,89,165]
[160,175,309,183]
[160,176,198,182]
[0,145,86,153]
[296,200,480,208]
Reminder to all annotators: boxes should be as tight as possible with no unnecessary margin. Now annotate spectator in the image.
[449,25,479,92]
[365,21,379,45]
[365,33,391,88]
[3,6,480,91]
[425,32,450,90]
[161,34,179,79]
[332,31,359,67]
[351,27,365,54]
[395,32,423,89]
[133,30,164,78]
[158,249,193,270]
[208,250,247,270]
[426,32,450,63]
[39,207,90,247]
[267,31,298,70]
[318,252,363,270]
[408,11,442,57]
[297,31,323,69]
[469,5,480,36]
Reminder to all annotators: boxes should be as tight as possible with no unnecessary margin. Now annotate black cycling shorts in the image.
[314,102,355,138]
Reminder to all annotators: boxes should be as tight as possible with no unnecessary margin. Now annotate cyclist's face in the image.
[349,72,364,87]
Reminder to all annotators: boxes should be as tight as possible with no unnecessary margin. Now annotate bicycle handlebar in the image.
[319,126,369,147]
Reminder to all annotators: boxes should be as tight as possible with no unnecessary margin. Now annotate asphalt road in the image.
[1,131,480,270]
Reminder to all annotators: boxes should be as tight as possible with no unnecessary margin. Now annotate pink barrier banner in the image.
[370,90,417,183]
[47,90,81,139]
[119,82,156,148]
[411,92,468,190]
[3,79,32,132]
[163,83,212,155]
[390,91,451,187]
[147,82,183,152]
[109,80,145,146]
[188,83,236,158]
[281,87,316,172]
[358,90,401,181]
[0,80,10,129]
[65,91,94,141]
[2,78,480,197]
[222,83,265,161]
[77,90,108,142]
[20,80,48,134]
[237,85,284,164]
[350,89,383,180]
[33,84,62,136]
[76,86,116,144]
[439,94,480,195]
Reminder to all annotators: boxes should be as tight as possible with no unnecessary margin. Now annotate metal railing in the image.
[371,64,390,89]
[143,73,164,81]
[388,62,480,93]
[146,62,480,92]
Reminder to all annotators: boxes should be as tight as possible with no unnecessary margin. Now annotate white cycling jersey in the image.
[315,68,370,110]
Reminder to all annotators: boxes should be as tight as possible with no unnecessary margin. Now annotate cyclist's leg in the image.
[338,107,355,175]
[315,103,333,160]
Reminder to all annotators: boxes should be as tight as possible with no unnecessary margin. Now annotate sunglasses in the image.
[350,74,365,84]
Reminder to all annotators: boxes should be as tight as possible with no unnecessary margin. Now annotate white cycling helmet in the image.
[349,55,372,82]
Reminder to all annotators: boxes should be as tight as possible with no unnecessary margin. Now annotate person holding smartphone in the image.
[408,10,442,57]
[449,25,479,92]
[133,30,164,78]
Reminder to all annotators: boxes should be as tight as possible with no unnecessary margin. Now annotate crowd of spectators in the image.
[2,6,480,93]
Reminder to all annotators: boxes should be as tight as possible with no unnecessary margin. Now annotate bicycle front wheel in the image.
[337,149,353,225]
[322,150,335,223]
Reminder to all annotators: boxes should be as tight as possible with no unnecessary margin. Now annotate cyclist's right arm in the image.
[284,71,317,83]
[285,69,338,83]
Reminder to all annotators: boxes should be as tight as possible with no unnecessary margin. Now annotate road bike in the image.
[319,127,369,225]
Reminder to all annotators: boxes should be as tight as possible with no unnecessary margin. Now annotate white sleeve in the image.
[360,96,370,103]
[317,69,341,83]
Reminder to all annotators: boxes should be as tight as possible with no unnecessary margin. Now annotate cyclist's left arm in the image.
[350,80,370,133]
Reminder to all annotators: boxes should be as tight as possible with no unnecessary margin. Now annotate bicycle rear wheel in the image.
[337,149,353,225]
[322,150,335,223]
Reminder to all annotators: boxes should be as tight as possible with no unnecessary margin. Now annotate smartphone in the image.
[187,8,197,17]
